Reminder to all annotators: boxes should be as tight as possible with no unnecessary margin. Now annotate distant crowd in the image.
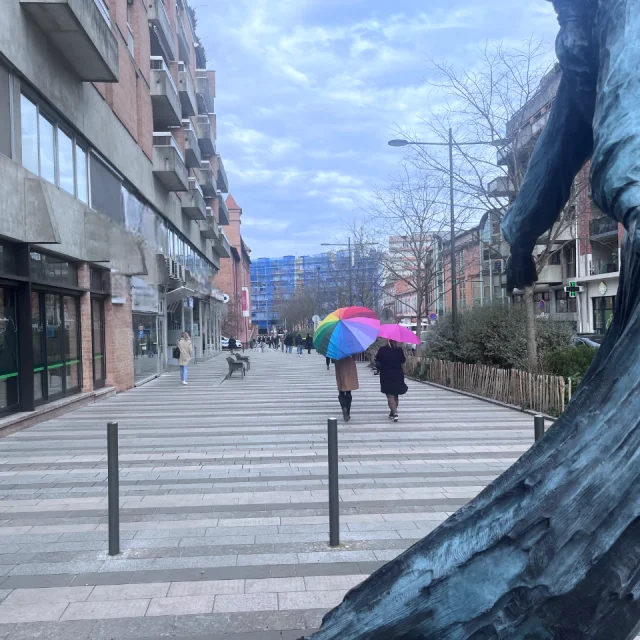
[250,333,313,356]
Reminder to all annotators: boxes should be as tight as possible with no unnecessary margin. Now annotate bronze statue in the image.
[305,1,640,638]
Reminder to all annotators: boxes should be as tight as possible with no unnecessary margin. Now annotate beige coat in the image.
[177,337,193,366]
[334,356,359,392]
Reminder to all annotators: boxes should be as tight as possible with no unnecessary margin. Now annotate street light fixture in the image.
[388,131,501,334]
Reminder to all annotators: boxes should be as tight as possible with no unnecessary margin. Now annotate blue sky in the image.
[194,0,558,259]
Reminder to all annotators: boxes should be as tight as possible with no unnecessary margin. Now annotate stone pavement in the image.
[0,349,536,639]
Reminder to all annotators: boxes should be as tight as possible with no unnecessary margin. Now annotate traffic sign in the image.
[564,281,584,298]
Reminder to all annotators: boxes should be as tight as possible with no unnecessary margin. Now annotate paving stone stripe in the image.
[0,352,532,638]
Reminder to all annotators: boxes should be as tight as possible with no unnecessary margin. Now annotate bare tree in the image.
[403,40,582,369]
[366,166,451,339]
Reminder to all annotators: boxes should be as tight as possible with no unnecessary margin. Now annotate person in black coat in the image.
[305,334,313,354]
[375,340,408,422]
[284,333,294,353]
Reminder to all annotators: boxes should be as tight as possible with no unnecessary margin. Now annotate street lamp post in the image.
[389,132,504,334]
[321,239,377,308]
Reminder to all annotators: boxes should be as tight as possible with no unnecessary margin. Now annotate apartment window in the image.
[57,127,74,195]
[555,291,577,313]
[21,95,39,173]
[38,113,55,183]
[76,145,88,203]
[549,251,561,266]
[0,65,11,158]
[457,250,465,271]
[20,93,89,200]
[90,153,124,224]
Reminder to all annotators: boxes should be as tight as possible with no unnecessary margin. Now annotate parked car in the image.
[572,334,604,349]
[221,336,229,349]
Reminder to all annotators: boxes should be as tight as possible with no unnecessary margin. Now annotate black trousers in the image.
[326,357,331,366]
[338,391,352,412]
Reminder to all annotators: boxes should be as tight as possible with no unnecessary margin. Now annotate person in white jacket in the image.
[177,331,193,385]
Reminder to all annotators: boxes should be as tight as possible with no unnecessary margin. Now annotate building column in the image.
[78,264,94,394]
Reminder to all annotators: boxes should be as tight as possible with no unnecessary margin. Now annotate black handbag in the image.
[173,346,180,359]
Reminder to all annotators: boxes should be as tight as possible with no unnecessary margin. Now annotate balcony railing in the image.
[153,133,185,163]
[151,57,178,95]
[148,0,175,61]
[589,216,619,239]
[195,69,215,115]
[181,119,201,168]
[197,115,216,156]
[93,0,111,24]
[590,259,618,276]
[216,155,229,193]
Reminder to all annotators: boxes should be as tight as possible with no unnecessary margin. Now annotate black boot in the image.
[346,392,352,421]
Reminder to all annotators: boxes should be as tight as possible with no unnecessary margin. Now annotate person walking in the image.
[305,333,313,355]
[229,337,237,353]
[326,356,331,370]
[177,331,193,385]
[334,356,359,421]
[284,333,294,354]
[295,333,304,356]
[375,339,408,422]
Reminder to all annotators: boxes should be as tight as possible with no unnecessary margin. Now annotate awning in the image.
[166,286,194,313]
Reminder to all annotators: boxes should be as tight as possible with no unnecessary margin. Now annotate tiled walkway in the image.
[0,350,535,639]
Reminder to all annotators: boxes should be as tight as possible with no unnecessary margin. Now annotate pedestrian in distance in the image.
[334,356,359,421]
[295,333,304,356]
[284,333,294,353]
[375,339,408,422]
[177,331,193,385]
[305,333,313,355]
[229,337,237,353]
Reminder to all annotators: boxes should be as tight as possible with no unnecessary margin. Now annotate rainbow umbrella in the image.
[314,307,380,360]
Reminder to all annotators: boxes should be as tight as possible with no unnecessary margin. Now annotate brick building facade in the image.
[0,0,232,418]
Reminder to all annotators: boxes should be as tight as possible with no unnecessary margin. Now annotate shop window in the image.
[0,65,11,158]
[555,290,577,313]
[90,267,110,293]
[0,288,19,414]
[0,241,20,278]
[30,252,79,287]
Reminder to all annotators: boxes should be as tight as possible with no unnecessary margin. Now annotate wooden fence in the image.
[405,356,569,416]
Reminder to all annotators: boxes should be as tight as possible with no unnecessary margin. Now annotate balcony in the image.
[214,228,232,258]
[195,69,215,115]
[487,175,515,198]
[152,133,188,192]
[150,57,181,127]
[537,263,563,284]
[197,160,216,197]
[178,62,197,117]
[181,120,201,168]
[178,17,190,64]
[181,177,206,220]
[197,115,216,157]
[590,259,619,276]
[218,192,230,225]
[20,0,119,81]
[590,215,619,240]
[148,0,175,61]
[200,207,219,239]
[216,155,229,193]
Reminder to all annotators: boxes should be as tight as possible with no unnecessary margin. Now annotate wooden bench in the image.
[226,357,245,378]
[235,353,250,370]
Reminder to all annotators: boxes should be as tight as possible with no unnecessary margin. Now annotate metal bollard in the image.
[534,415,545,442]
[327,418,340,547]
[107,421,120,556]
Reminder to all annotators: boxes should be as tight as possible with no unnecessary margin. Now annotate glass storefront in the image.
[92,298,106,389]
[0,287,19,414]
[593,296,616,334]
[33,291,81,403]
[133,313,161,383]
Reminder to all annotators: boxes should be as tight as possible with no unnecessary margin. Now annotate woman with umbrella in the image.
[313,307,380,422]
[375,325,418,421]
[375,340,408,422]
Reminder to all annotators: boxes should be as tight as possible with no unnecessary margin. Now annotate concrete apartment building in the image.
[0,0,232,417]
[216,194,254,345]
